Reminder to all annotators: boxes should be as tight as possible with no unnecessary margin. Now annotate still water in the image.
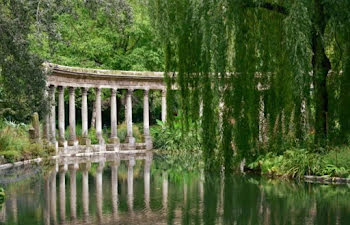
[1,152,350,225]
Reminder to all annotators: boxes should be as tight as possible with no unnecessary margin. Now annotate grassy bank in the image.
[248,147,350,179]
[0,120,55,164]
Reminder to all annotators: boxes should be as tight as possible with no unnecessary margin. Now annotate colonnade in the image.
[47,85,167,150]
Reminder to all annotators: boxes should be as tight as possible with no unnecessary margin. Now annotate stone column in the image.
[162,89,167,122]
[50,170,57,225]
[81,88,90,145]
[125,89,135,146]
[80,163,91,220]
[49,85,56,145]
[43,88,51,143]
[58,86,66,147]
[95,88,104,145]
[144,89,152,150]
[111,159,120,219]
[59,164,67,222]
[109,89,120,144]
[127,157,135,212]
[96,161,104,222]
[68,87,77,146]
[69,164,78,220]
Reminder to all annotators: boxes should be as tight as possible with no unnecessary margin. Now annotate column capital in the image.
[144,89,149,95]
[49,85,56,93]
[111,88,117,95]
[127,88,134,95]
[69,87,75,93]
[58,86,65,93]
[81,87,89,94]
[162,89,167,97]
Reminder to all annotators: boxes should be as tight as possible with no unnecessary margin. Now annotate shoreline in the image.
[1,152,350,186]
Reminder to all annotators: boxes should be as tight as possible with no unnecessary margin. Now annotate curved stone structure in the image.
[45,63,168,152]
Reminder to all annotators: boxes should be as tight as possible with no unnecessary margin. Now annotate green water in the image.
[1,153,350,225]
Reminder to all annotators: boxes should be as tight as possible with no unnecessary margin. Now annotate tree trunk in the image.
[312,0,331,147]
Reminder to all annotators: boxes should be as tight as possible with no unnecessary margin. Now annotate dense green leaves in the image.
[148,0,350,171]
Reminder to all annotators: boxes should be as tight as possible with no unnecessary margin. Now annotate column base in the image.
[125,136,135,147]
[68,139,78,146]
[80,137,91,146]
[144,135,153,150]
[58,138,67,148]
[98,137,105,145]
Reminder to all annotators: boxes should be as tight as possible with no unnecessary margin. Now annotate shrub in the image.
[248,147,350,178]
[0,121,55,163]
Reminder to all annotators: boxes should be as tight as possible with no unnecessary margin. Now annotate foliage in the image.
[0,187,4,204]
[117,122,143,143]
[0,120,55,163]
[151,118,203,172]
[248,147,350,178]
[0,0,48,122]
[30,0,163,72]
[148,0,350,171]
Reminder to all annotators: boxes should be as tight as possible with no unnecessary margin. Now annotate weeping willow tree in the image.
[149,0,350,171]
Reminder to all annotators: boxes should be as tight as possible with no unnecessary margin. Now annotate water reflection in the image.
[1,152,350,225]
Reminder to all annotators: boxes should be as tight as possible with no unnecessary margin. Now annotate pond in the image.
[0,152,350,225]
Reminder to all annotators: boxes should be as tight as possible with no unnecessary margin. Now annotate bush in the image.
[117,122,143,143]
[248,147,350,178]
[0,121,55,163]
[151,118,203,172]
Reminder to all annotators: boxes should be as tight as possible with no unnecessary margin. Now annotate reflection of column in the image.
[44,176,50,225]
[59,164,67,222]
[143,89,152,150]
[69,164,78,220]
[125,89,135,146]
[68,87,77,146]
[58,86,66,147]
[50,170,57,225]
[0,201,5,223]
[111,159,120,218]
[10,196,17,224]
[81,88,90,145]
[144,158,151,210]
[80,163,91,220]
[109,89,120,144]
[96,161,104,222]
[161,89,167,122]
[95,88,104,144]
[162,172,168,210]
[199,170,204,224]
[127,158,135,211]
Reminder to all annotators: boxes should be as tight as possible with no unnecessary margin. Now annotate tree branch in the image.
[243,1,288,15]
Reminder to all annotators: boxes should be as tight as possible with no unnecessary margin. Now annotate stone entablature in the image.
[46,63,166,90]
